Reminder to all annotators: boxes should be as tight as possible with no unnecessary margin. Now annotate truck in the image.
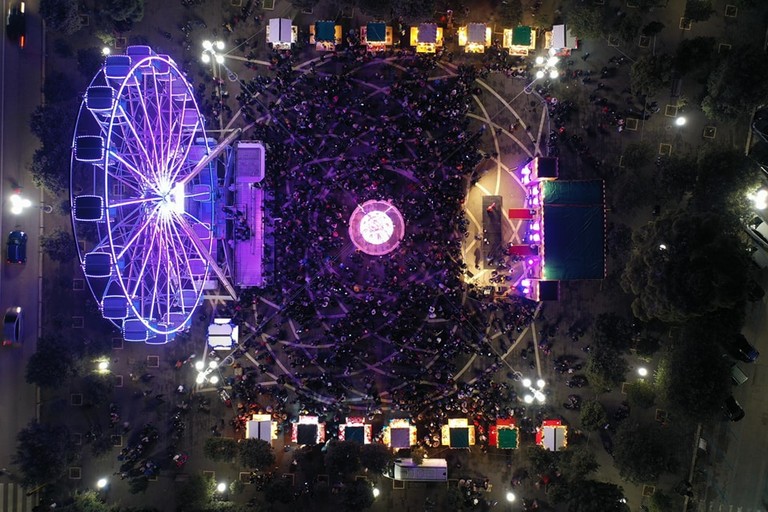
[385,458,448,482]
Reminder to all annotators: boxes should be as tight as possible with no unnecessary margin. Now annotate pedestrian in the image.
[582,52,590,61]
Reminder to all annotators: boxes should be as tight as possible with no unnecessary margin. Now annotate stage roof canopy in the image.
[542,180,606,280]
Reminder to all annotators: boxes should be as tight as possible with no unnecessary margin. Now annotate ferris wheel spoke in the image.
[117,109,158,177]
[108,148,152,190]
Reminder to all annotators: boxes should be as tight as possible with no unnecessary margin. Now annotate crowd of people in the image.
[185,44,552,453]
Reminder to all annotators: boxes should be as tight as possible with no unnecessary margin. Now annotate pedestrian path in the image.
[0,484,35,512]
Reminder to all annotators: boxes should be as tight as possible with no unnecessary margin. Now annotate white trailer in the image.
[387,458,448,482]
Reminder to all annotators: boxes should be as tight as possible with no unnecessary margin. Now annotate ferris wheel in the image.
[70,46,235,342]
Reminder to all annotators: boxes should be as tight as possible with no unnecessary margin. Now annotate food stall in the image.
[338,417,373,444]
[266,18,297,50]
[458,23,491,53]
[382,418,418,449]
[503,25,537,56]
[361,21,392,51]
[410,23,443,53]
[309,20,342,51]
[536,419,568,451]
[441,418,476,449]
[489,418,519,449]
[291,415,326,446]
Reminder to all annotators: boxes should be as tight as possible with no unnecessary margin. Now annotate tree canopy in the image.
[238,439,275,470]
[674,37,716,76]
[26,335,79,387]
[622,210,751,323]
[14,420,77,487]
[580,400,608,431]
[40,0,82,34]
[391,0,435,21]
[630,55,673,97]
[561,480,630,512]
[41,228,78,263]
[612,422,677,483]
[702,45,768,121]
[203,437,238,462]
[586,344,628,392]
[324,440,361,476]
[661,323,731,421]
[359,443,393,473]
[684,0,714,21]
[564,5,604,40]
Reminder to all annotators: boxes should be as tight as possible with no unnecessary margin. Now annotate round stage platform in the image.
[348,200,405,256]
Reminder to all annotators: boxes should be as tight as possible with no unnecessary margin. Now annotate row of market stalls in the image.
[266,18,577,56]
[247,414,568,451]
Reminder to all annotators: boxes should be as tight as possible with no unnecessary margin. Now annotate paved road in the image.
[0,0,43,510]
[697,268,768,512]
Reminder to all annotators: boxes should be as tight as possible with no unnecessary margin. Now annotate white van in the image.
[386,458,448,482]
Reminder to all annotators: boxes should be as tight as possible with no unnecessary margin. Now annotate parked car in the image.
[2,307,22,346]
[724,395,745,422]
[6,230,27,264]
[5,1,25,49]
[724,334,759,363]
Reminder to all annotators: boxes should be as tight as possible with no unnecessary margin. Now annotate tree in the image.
[41,229,78,263]
[176,473,214,511]
[662,324,731,421]
[654,154,696,203]
[29,101,78,193]
[563,480,629,512]
[40,0,82,34]
[703,45,768,121]
[81,374,115,406]
[622,210,751,323]
[26,336,78,387]
[324,440,361,476]
[359,443,393,473]
[674,37,715,76]
[613,422,677,483]
[641,21,664,37]
[630,55,673,97]
[391,0,435,21]
[44,71,76,103]
[558,446,599,481]
[97,0,144,23]
[14,420,77,487]
[579,401,608,431]
[290,0,320,11]
[621,143,653,171]
[498,0,524,26]
[691,146,759,215]
[526,445,556,474]
[410,445,426,465]
[356,0,391,17]
[649,490,684,512]
[612,15,641,44]
[203,438,238,462]
[57,490,117,512]
[586,344,628,392]
[264,477,294,504]
[341,480,375,511]
[625,380,656,408]
[78,48,105,78]
[238,439,275,470]
[684,0,714,21]
[593,313,633,350]
[565,5,604,40]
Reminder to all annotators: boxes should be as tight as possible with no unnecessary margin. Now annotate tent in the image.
[536,419,568,451]
[441,418,476,449]
[292,415,326,445]
[489,418,519,449]
[339,417,372,444]
[268,18,295,49]
[246,414,276,443]
[383,419,417,449]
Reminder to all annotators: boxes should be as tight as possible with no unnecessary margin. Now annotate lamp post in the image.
[521,378,546,404]
[9,193,52,214]
[524,48,560,94]
[194,359,221,387]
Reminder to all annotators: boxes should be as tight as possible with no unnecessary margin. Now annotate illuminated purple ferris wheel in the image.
[70,46,234,342]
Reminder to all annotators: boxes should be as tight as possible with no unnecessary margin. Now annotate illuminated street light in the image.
[101,47,111,56]
[749,188,768,210]
[216,482,227,493]
[637,367,648,377]
[194,360,205,371]
[96,477,108,489]
[506,491,516,502]
[9,193,52,214]
[372,487,380,498]
[521,378,546,404]
[675,116,687,126]
[96,359,110,374]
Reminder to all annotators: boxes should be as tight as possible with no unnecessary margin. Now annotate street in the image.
[0,0,43,510]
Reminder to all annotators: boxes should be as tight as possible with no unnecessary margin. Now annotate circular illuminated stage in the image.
[348,200,405,255]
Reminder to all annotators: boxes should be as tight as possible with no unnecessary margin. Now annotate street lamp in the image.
[216,481,227,493]
[522,378,546,404]
[101,47,111,56]
[96,477,108,489]
[96,359,110,374]
[9,193,52,214]
[195,359,222,387]
[637,367,648,378]
[749,188,768,210]
[506,491,516,502]
[372,487,380,498]
[675,116,687,126]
